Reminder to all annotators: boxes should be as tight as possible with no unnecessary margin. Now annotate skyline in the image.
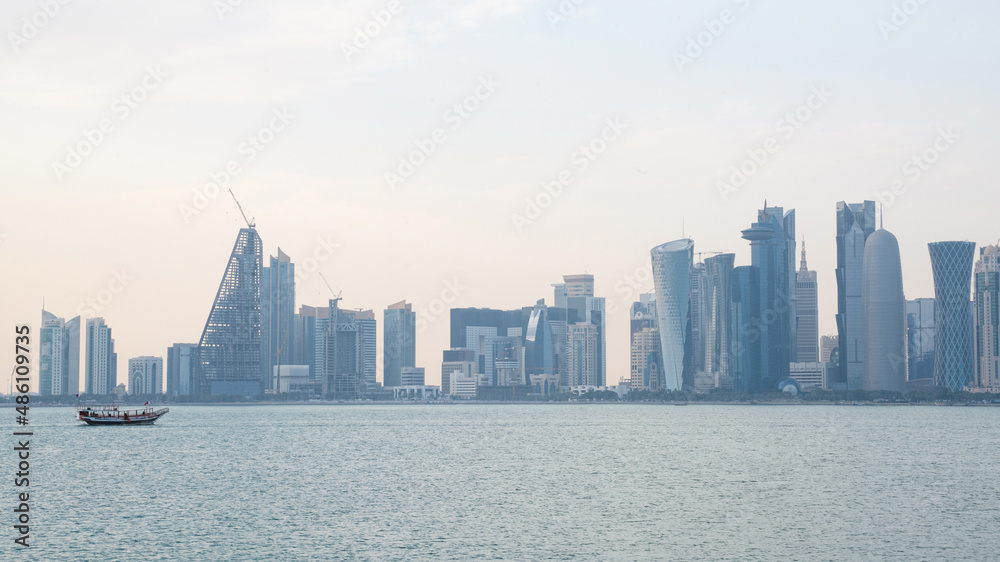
[3,0,1000,391]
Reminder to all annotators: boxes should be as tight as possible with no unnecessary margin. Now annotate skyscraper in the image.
[630,294,660,391]
[704,253,735,389]
[128,356,163,395]
[567,322,599,386]
[795,242,819,363]
[198,227,263,396]
[861,228,907,392]
[384,300,416,388]
[561,274,606,386]
[40,311,80,395]
[690,261,709,385]
[321,298,367,399]
[741,204,796,390]
[650,238,694,391]
[928,241,976,391]
[261,249,295,392]
[730,266,761,393]
[906,299,935,381]
[85,317,116,395]
[974,245,1000,391]
[836,201,876,389]
[351,310,377,390]
[167,343,199,396]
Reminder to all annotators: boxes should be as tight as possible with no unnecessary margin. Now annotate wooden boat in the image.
[77,404,168,425]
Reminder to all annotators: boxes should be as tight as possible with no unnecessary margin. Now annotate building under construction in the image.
[197,226,264,396]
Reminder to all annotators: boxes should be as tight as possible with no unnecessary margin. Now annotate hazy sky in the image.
[2,0,998,392]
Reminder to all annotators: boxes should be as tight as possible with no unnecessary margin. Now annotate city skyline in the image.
[3,1,999,391]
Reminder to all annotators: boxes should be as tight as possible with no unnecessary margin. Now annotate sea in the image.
[5,404,999,561]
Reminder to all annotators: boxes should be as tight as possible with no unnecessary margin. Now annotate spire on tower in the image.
[799,238,808,273]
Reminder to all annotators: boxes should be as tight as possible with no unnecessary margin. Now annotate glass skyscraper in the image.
[836,201,876,389]
[650,238,694,391]
[704,253,735,388]
[741,204,796,390]
[861,228,907,392]
[974,245,1000,391]
[795,243,819,363]
[261,249,295,392]
[40,310,80,396]
[383,300,416,388]
[730,266,761,393]
[928,241,976,391]
[906,298,936,381]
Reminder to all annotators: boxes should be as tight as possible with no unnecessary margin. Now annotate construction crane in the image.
[318,272,342,302]
[228,189,255,229]
[694,251,725,263]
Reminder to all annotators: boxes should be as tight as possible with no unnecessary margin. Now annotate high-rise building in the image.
[487,334,524,386]
[836,201,876,389]
[928,241,976,391]
[321,298,368,399]
[400,367,425,386]
[261,249,295,392]
[167,343,199,396]
[741,204,796,390]
[630,294,660,391]
[795,241,819,363]
[198,227,263,396]
[974,245,1000,391]
[552,283,568,308]
[861,228,907,392]
[347,309,377,389]
[820,335,839,364]
[384,300,416,388]
[128,356,163,395]
[690,261,709,381]
[441,348,475,395]
[85,317,116,395]
[906,299,935,381]
[39,311,80,396]
[651,238,694,391]
[561,274,607,386]
[563,274,594,298]
[567,322,599,386]
[730,266,761,393]
[704,254,735,389]
[297,304,330,381]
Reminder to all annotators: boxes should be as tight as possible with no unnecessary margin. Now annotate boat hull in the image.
[78,408,168,426]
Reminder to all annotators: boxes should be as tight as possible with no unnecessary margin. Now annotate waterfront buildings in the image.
[166,343,199,396]
[351,310,377,389]
[836,201,876,389]
[820,335,839,364]
[261,249,295,392]
[630,294,661,391]
[651,238,694,391]
[730,266,761,393]
[789,362,829,390]
[384,300,416,388]
[795,242,819,363]
[861,228,907,392]
[128,356,163,395]
[40,310,80,395]
[198,227,264,396]
[928,241,976,391]
[704,253,735,389]
[974,245,1000,391]
[321,298,369,399]
[441,348,475,396]
[906,299,935,382]
[400,367,425,386]
[85,317,116,395]
[741,204,796,390]
[567,322,599,387]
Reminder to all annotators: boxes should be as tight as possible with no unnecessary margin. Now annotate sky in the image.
[2,0,998,393]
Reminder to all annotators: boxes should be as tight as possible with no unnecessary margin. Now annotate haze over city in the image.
[2,0,998,391]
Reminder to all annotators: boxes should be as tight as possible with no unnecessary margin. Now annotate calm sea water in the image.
[4,404,999,560]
